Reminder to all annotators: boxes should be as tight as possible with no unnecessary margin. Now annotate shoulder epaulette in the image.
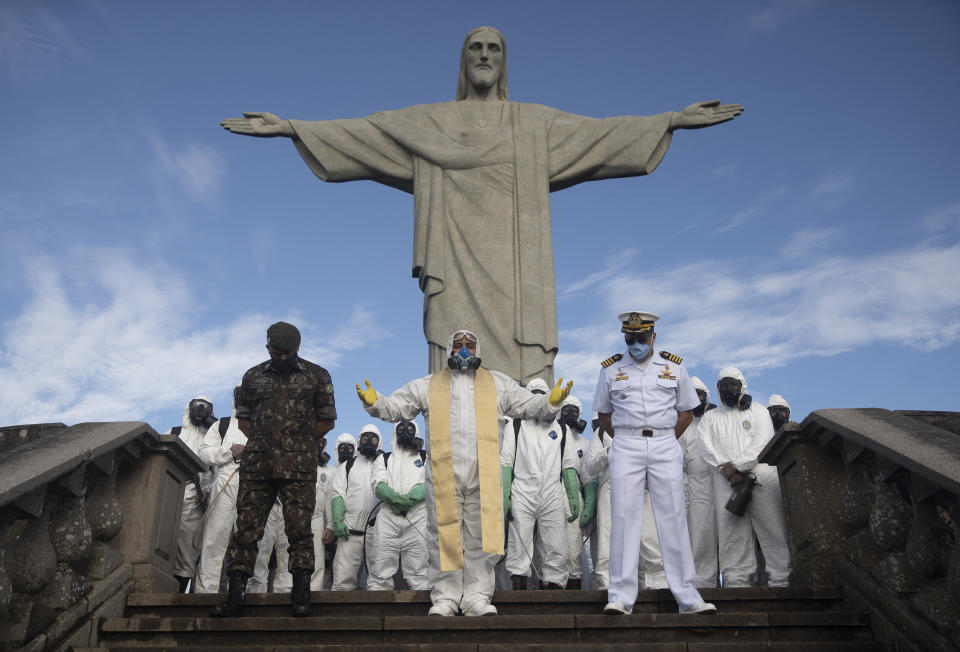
[660,350,682,364]
[601,353,623,368]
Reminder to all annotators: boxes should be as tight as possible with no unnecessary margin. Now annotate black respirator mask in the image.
[769,407,790,431]
[358,432,380,458]
[395,420,422,451]
[338,443,355,463]
[692,389,709,417]
[717,378,752,411]
[560,405,586,434]
[319,450,331,467]
[188,399,215,428]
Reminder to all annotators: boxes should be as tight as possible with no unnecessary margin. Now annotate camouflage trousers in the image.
[226,477,316,576]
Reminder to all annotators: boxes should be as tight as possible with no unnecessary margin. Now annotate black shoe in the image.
[565,578,581,590]
[290,569,312,617]
[175,575,191,593]
[511,574,528,591]
[210,571,248,618]
[539,581,564,590]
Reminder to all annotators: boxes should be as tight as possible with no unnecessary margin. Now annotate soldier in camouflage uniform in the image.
[212,321,336,618]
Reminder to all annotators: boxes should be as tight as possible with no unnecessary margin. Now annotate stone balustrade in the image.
[761,409,960,652]
[0,422,203,650]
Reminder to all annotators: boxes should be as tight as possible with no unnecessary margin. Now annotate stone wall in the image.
[0,422,203,651]
[762,409,960,652]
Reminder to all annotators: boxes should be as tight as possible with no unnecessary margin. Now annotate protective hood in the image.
[231,383,241,418]
[335,432,357,449]
[390,419,420,452]
[563,394,582,411]
[358,423,382,440]
[526,377,550,394]
[446,329,479,357]
[767,394,790,409]
[717,366,748,392]
[690,376,710,401]
[182,394,214,429]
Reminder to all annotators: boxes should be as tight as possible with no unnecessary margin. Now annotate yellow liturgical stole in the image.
[428,368,504,571]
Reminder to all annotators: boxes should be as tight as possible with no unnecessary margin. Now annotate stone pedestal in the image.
[112,434,202,593]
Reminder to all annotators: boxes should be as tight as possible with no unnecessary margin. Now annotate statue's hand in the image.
[221,112,294,138]
[670,100,744,130]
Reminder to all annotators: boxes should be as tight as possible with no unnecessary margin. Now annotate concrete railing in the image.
[761,409,960,652]
[0,422,203,650]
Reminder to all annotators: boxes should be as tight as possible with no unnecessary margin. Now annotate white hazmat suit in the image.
[501,378,579,588]
[195,402,246,593]
[561,396,590,587]
[330,429,380,590]
[367,422,429,590]
[166,395,215,585]
[699,367,791,587]
[681,376,719,587]
[363,330,558,616]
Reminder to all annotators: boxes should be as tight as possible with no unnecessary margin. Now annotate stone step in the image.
[124,586,846,618]
[97,611,874,647]
[77,643,897,652]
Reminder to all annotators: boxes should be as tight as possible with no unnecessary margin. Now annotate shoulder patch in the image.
[601,353,623,368]
[659,350,682,365]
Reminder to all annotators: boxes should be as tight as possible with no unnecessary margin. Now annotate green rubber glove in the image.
[405,483,426,504]
[580,480,598,528]
[562,468,580,522]
[375,481,402,506]
[331,496,349,539]
[502,466,513,516]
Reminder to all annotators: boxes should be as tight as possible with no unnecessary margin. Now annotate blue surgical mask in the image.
[628,342,650,360]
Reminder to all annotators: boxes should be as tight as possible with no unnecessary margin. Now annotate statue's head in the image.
[457,26,508,101]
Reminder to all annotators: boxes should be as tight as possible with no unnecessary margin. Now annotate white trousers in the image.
[174,483,204,579]
[367,508,428,590]
[608,434,703,612]
[564,490,584,580]
[686,456,719,587]
[332,531,372,590]
[425,472,497,613]
[590,478,611,590]
[195,471,239,593]
[713,463,791,587]
[309,505,328,591]
[506,490,568,586]
[639,489,667,589]
[248,502,292,593]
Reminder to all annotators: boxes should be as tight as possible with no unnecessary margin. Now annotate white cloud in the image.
[558,241,960,414]
[780,226,842,258]
[0,249,376,425]
[562,249,636,296]
[922,202,960,234]
[147,133,226,203]
[742,0,825,34]
[0,2,86,84]
[710,187,789,235]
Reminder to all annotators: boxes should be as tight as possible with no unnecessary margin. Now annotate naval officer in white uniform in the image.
[593,311,717,616]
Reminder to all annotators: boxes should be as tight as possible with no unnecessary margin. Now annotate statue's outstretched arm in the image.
[669,100,744,131]
[221,111,295,138]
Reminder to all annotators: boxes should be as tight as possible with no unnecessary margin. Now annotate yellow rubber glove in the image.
[356,379,378,407]
[548,378,574,407]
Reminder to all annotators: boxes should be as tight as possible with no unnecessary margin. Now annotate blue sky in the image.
[2,1,958,453]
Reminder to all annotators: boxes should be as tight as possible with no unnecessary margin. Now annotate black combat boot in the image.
[290,569,312,617]
[565,578,581,590]
[175,575,191,593]
[511,574,528,591]
[210,571,248,618]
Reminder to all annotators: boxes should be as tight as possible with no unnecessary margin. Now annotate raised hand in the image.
[356,379,378,407]
[220,111,294,138]
[670,100,744,130]
[548,378,574,407]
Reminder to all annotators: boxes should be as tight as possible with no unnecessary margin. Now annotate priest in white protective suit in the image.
[356,329,572,616]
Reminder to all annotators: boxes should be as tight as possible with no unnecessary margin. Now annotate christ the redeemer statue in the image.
[222,26,742,384]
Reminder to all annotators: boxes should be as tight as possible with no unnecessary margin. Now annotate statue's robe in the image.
[290,102,673,383]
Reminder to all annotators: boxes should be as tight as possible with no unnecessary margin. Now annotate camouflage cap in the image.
[267,321,301,352]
